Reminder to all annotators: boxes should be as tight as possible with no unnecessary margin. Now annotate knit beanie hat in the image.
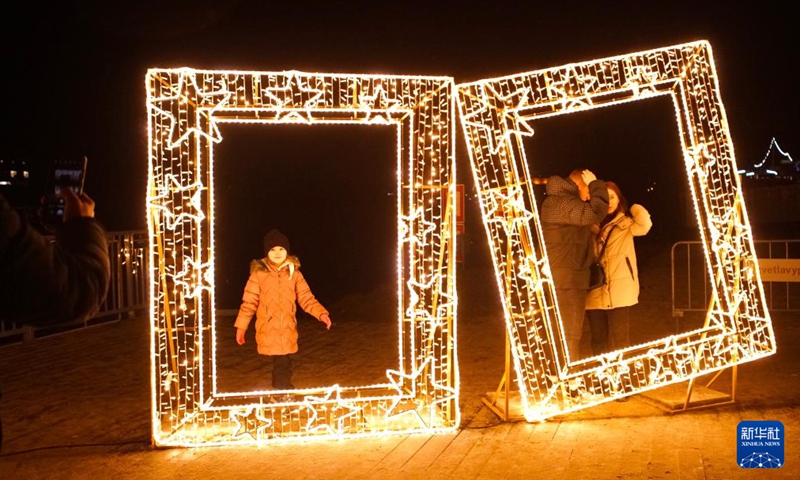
[263,229,290,254]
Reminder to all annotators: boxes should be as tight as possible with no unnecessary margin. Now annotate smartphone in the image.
[44,156,88,225]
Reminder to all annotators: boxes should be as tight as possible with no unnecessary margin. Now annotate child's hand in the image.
[235,328,246,345]
[320,313,332,330]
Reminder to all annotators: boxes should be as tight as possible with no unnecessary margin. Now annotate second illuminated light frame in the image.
[456,41,776,420]
[146,69,458,446]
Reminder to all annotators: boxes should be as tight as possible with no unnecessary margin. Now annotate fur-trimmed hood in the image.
[250,255,301,278]
[235,252,328,356]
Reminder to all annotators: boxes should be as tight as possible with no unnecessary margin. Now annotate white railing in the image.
[0,230,149,345]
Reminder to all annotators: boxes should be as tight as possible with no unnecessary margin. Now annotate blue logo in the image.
[737,420,784,468]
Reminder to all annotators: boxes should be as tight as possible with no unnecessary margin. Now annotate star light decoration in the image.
[456,40,776,421]
[146,69,458,446]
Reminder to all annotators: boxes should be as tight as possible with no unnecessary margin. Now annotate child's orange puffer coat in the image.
[234,256,328,355]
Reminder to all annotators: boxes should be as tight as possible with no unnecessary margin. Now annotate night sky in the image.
[2,1,796,305]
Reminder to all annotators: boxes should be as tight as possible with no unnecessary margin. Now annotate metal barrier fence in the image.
[4,233,793,342]
[671,239,800,317]
[0,230,149,345]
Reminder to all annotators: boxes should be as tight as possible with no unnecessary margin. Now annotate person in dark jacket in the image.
[541,169,608,362]
[0,188,110,450]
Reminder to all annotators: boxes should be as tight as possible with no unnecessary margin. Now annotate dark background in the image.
[2,1,796,306]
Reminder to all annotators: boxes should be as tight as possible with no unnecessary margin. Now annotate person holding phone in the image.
[0,186,110,450]
[43,156,88,228]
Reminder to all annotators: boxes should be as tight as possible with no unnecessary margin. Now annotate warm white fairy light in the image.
[456,40,776,421]
[146,68,458,446]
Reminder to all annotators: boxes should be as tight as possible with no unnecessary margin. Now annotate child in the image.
[234,229,331,392]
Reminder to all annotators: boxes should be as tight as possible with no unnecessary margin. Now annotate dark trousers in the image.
[555,287,588,362]
[587,307,631,356]
[271,354,294,389]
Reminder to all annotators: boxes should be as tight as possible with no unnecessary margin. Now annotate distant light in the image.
[753,137,794,170]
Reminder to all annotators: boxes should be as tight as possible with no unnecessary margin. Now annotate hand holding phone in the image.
[60,187,96,221]
[43,156,88,225]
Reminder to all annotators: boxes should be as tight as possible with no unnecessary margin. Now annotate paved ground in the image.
[1,244,799,479]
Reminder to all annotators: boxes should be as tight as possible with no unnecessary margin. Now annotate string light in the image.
[145,41,777,439]
[146,69,458,446]
[456,40,776,421]
[738,137,795,177]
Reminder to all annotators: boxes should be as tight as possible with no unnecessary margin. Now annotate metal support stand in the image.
[678,295,738,411]
[678,363,737,411]
[481,333,524,421]
[644,296,739,412]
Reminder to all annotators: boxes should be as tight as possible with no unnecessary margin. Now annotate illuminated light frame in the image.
[455,40,776,421]
[146,68,458,446]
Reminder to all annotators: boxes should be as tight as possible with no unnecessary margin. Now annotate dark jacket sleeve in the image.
[540,178,609,226]
[0,193,110,324]
[586,179,610,223]
[53,217,111,323]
